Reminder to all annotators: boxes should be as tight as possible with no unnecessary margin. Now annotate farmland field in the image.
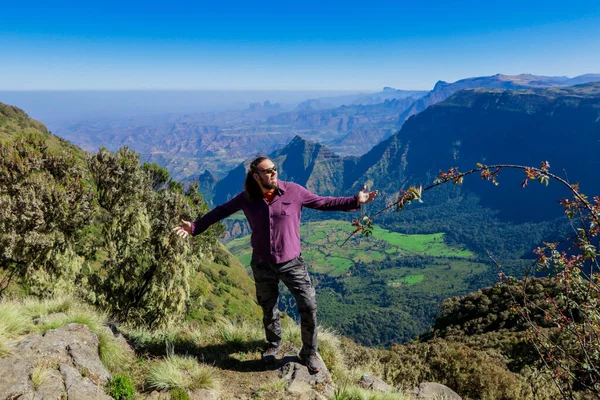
[225,219,492,346]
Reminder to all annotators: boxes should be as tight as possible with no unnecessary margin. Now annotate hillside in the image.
[0,103,85,157]
[0,101,261,328]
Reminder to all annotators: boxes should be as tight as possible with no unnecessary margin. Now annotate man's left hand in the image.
[358,185,378,204]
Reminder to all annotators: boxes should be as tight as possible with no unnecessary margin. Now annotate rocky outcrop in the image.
[279,356,334,400]
[411,382,462,400]
[358,374,394,392]
[0,323,112,399]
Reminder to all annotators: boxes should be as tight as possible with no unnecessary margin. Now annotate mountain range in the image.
[398,73,600,123]
[47,73,600,183]
[214,82,600,225]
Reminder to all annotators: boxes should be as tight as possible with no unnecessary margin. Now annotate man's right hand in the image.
[173,219,193,238]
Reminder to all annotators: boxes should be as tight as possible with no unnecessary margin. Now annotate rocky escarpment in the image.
[0,322,113,399]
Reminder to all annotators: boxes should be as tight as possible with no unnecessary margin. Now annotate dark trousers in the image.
[250,255,318,357]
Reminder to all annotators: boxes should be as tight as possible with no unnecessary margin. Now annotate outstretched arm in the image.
[300,184,377,211]
[173,193,244,239]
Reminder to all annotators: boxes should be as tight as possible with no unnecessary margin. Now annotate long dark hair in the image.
[244,156,270,202]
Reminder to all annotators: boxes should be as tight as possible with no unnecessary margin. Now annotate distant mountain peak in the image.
[289,135,307,144]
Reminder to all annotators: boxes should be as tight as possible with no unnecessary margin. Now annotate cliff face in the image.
[354,83,600,222]
[214,83,600,223]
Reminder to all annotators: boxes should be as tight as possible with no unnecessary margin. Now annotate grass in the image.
[98,330,130,372]
[330,257,354,276]
[146,353,218,391]
[369,228,473,257]
[22,296,74,318]
[216,318,263,346]
[389,275,425,286]
[0,300,33,336]
[0,332,12,358]
[31,364,51,390]
[31,359,58,390]
[0,295,401,399]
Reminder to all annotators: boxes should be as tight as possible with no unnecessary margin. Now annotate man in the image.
[174,156,377,373]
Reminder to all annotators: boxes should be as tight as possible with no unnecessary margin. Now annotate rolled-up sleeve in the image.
[192,193,244,236]
[298,185,359,211]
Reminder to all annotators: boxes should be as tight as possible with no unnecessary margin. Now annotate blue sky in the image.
[1,0,599,90]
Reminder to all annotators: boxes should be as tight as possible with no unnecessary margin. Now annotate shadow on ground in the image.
[127,335,302,372]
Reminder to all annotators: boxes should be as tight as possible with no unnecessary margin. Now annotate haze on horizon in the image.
[1,0,600,92]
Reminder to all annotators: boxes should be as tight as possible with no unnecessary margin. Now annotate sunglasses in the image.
[257,166,277,175]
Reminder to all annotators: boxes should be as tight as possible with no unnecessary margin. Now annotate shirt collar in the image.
[276,180,287,195]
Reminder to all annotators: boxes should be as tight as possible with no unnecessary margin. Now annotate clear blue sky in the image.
[1,0,599,90]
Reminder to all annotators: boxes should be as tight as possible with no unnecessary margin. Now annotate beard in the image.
[260,175,278,190]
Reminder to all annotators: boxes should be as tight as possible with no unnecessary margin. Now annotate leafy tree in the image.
[0,135,93,296]
[87,147,221,328]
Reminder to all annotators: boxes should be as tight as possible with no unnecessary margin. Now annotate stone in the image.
[0,323,116,400]
[279,359,335,398]
[411,382,462,400]
[12,323,110,385]
[35,369,67,399]
[60,364,111,400]
[0,358,34,399]
[189,388,221,399]
[147,390,171,399]
[358,374,393,392]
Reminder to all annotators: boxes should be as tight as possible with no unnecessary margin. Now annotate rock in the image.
[147,390,171,399]
[0,358,34,399]
[35,369,67,399]
[411,382,462,400]
[61,364,111,400]
[0,323,116,400]
[279,358,335,398]
[189,388,221,399]
[358,374,393,392]
[13,323,110,385]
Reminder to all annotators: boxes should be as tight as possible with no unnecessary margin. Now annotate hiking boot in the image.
[261,345,281,363]
[300,353,323,374]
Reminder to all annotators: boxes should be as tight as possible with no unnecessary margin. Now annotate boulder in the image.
[13,323,110,385]
[358,374,394,392]
[0,323,114,399]
[279,357,335,399]
[411,382,462,400]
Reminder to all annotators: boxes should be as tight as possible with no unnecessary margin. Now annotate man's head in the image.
[244,156,278,201]
[251,158,278,191]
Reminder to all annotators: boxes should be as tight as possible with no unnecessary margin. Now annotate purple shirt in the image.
[192,180,360,264]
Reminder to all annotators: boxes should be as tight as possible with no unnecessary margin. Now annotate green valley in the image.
[226,219,490,346]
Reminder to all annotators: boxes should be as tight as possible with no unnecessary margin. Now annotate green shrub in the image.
[105,374,136,400]
[169,387,190,400]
